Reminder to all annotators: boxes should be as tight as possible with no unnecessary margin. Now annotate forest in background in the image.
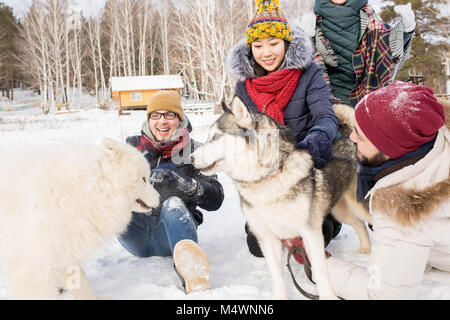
[0,0,448,112]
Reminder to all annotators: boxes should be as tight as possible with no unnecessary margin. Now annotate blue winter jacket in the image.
[226,27,338,144]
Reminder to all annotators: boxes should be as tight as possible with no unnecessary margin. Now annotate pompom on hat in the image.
[246,0,292,47]
[355,81,445,159]
[146,90,184,122]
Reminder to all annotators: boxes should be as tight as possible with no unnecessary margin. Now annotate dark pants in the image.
[118,197,199,257]
[245,214,342,258]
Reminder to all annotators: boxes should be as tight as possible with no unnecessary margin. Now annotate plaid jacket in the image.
[313,4,412,107]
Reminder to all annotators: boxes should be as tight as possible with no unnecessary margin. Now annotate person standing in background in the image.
[300,0,415,107]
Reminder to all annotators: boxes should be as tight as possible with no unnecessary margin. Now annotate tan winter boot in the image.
[173,239,210,294]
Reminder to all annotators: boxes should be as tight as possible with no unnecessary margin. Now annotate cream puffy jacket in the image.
[327,126,450,299]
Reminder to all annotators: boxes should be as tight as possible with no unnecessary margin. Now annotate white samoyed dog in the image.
[0,138,160,299]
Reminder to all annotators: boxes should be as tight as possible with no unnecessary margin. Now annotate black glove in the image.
[150,162,200,203]
[298,131,332,169]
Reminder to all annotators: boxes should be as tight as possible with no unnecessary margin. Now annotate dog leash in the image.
[286,245,345,300]
[286,168,344,300]
[286,245,319,300]
[286,246,345,300]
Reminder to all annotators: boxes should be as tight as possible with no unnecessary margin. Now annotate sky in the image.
[1,0,108,18]
[2,0,386,19]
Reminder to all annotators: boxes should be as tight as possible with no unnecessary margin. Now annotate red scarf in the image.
[245,69,301,125]
[137,128,190,159]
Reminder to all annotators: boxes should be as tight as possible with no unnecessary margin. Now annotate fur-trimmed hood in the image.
[372,176,450,227]
[226,27,315,81]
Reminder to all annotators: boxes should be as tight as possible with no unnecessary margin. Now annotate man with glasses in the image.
[118,90,224,294]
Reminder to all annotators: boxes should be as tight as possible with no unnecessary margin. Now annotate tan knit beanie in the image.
[146,90,184,121]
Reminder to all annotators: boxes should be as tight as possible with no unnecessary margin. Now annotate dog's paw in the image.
[358,247,371,254]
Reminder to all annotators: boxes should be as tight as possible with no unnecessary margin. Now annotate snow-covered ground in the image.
[0,90,449,300]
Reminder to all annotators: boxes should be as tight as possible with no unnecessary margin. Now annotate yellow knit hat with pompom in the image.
[246,0,292,47]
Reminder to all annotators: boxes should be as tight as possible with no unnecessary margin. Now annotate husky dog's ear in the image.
[221,99,232,113]
[230,96,252,128]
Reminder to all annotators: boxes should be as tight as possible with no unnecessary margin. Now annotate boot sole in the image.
[173,240,210,294]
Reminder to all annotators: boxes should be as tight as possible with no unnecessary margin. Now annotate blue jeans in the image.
[118,197,199,257]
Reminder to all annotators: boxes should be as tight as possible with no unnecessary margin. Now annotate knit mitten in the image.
[298,131,333,169]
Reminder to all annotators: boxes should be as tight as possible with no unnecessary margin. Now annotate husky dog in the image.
[191,96,372,300]
[0,138,160,299]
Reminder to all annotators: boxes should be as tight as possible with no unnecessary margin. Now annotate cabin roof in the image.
[111,75,184,92]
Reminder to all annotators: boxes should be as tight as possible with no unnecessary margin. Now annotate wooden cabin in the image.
[110,75,184,114]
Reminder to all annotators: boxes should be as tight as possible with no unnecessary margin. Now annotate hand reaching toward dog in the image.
[150,162,201,203]
[298,131,333,169]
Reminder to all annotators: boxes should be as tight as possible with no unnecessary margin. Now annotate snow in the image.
[0,89,449,300]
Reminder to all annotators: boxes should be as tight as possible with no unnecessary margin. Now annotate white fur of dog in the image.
[0,138,160,299]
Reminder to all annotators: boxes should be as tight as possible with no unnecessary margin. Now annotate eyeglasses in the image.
[149,111,177,120]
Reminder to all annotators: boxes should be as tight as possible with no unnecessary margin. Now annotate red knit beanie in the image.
[355,81,445,159]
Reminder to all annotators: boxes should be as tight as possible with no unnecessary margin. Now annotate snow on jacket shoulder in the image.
[226,27,338,143]
[327,126,450,300]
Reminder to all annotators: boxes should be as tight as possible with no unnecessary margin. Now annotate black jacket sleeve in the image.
[304,63,339,142]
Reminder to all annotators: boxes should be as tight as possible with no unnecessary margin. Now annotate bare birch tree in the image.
[19,0,87,112]
[86,18,100,99]
[18,0,299,111]
[156,1,172,75]
[20,1,53,113]
[0,26,7,70]
[172,0,251,102]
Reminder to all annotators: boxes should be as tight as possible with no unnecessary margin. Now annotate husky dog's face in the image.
[191,97,283,182]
